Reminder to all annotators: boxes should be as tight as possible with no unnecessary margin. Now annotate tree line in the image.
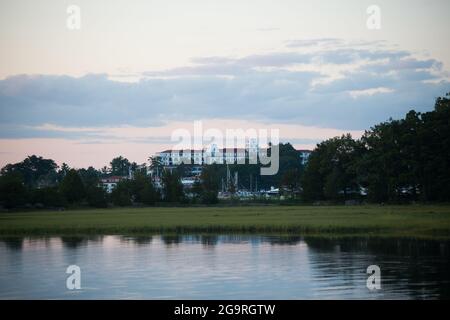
[0,92,448,209]
[301,92,450,203]
[0,144,306,209]
[0,153,226,209]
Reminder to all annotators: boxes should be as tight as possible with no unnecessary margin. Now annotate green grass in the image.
[1,205,450,239]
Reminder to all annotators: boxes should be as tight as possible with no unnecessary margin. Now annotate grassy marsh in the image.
[1,205,450,239]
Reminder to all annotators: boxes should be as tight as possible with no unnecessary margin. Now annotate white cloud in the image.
[348,87,395,99]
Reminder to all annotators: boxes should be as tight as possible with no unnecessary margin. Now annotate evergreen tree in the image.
[59,169,86,204]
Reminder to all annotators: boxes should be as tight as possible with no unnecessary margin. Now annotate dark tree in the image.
[59,169,86,204]
[31,187,65,208]
[0,172,28,208]
[131,172,159,205]
[58,163,71,182]
[161,169,184,203]
[110,180,133,206]
[86,185,108,208]
[110,156,131,176]
[280,168,301,197]
[1,155,58,188]
[78,166,101,188]
[198,164,220,204]
[149,156,163,178]
[302,92,450,203]
[139,183,159,205]
[302,134,363,202]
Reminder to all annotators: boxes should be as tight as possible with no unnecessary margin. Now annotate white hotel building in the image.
[157,140,259,166]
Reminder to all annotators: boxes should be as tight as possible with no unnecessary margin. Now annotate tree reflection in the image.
[304,237,450,299]
[267,236,302,245]
[201,235,218,247]
[161,235,182,246]
[0,237,24,250]
[60,236,103,249]
[120,236,153,246]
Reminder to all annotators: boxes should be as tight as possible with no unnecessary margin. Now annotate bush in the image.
[86,186,108,208]
[110,180,132,206]
[59,169,86,204]
[31,187,66,207]
[0,172,29,208]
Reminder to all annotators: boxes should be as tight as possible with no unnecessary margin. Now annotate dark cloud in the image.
[1,40,448,139]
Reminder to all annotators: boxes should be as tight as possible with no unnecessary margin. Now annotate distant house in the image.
[100,176,126,193]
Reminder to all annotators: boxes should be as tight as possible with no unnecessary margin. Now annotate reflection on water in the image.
[0,235,448,299]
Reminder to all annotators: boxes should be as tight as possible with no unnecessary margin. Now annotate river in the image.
[0,235,448,299]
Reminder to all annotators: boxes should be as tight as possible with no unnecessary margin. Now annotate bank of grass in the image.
[0,205,450,239]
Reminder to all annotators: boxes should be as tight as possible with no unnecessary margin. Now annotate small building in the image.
[100,176,126,193]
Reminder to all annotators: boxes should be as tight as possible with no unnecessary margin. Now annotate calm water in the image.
[0,235,449,299]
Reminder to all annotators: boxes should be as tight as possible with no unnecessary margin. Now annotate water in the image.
[0,235,449,299]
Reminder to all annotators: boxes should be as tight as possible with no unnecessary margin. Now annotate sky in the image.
[0,0,449,168]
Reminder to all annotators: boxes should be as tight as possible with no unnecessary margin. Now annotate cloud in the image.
[348,87,395,99]
[0,39,448,140]
[285,38,344,48]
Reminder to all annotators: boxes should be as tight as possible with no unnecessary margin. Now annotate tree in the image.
[110,180,132,206]
[280,168,301,197]
[161,169,184,202]
[139,181,159,205]
[58,163,71,182]
[100,166,110,175]
[418,93,450,201]
[131,172,159,205]
[78,166,101,188]
[149,156,163,178]
[302,134,362,202]
[0,172,28,208]
[31,187,65,208]
[110,156,131,176]
[198,164,220,204]
[85,185,108,208]
[359,120,406,202]
[78,167,107,208]
[109,173,159,207]
[302,92,450,203]
[258,143,303,190]
[301,151,322,202]
[1,155,58,188]
[59,169,86,204]
[192,180,203,203]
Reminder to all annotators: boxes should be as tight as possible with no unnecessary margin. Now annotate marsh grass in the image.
[0,205,449,239]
